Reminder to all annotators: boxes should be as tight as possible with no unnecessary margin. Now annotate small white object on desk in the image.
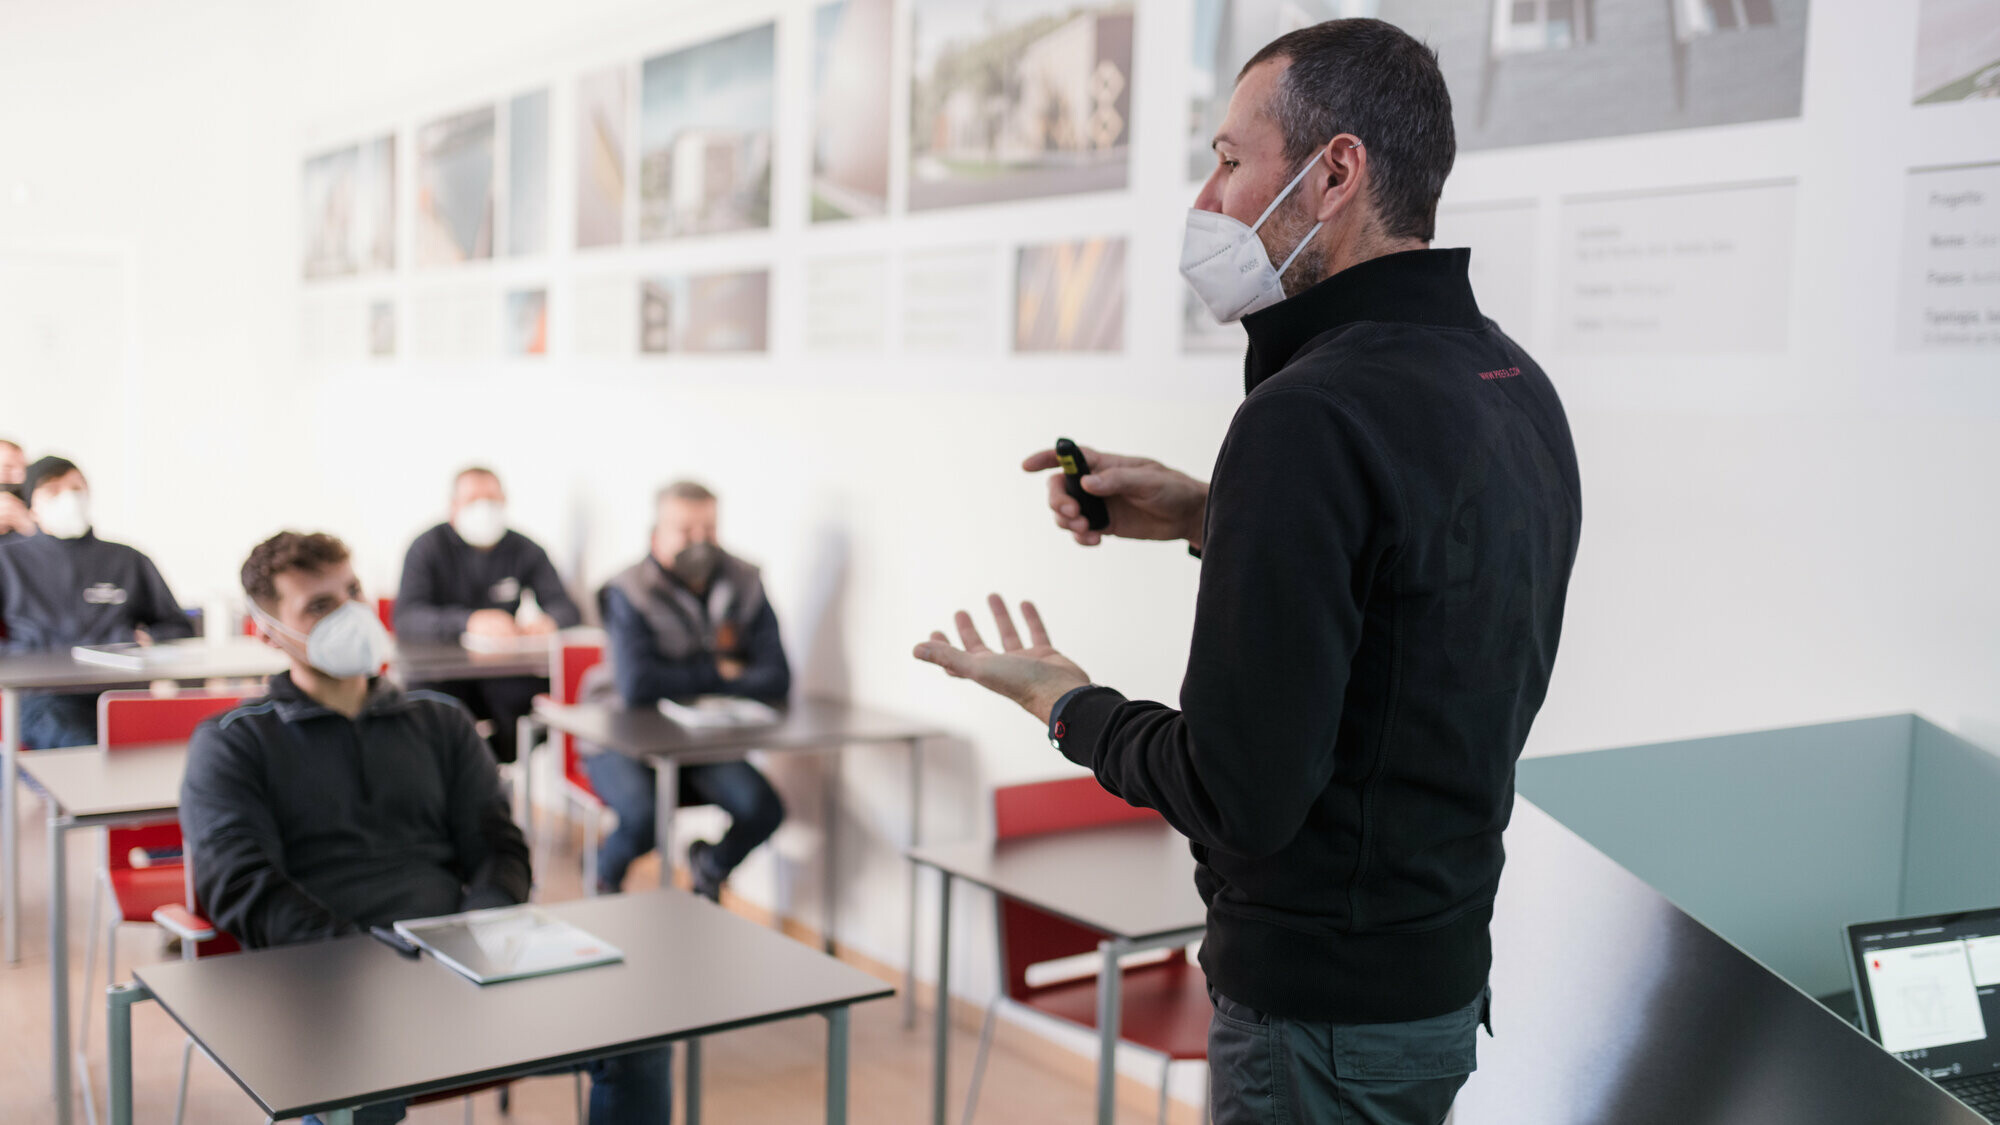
[658,696,780,729]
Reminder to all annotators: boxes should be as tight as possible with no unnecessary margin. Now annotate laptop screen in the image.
[1848,906,2000,1081]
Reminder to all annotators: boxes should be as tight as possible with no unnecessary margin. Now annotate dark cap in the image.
[23,456,82,502]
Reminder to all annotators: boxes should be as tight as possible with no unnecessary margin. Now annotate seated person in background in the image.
[582,480,789,899]
[181,531,668,1125]
[395,466,581,763]
[0,439,35,544]
[0,456,193,748]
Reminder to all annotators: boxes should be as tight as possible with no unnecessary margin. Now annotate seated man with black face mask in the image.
[396,466,582,763]
[181,531,670,1125]
[0,455,195,748]
[581,480,790,899]
[0,439,35,545]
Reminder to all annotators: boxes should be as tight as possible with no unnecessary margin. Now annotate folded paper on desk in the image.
[657,696,780,729]
[395,905,623,984]
[72,639,222,669]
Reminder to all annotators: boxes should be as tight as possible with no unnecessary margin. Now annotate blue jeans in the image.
[582,752,785,892]
[20,692,98,749]
[1207,985,1488,1125]
[304,1044,672,1124]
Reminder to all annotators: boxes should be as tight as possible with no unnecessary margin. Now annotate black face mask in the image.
[671,542,721,593]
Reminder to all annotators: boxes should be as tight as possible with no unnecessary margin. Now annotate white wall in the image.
[5,0,2000,1099]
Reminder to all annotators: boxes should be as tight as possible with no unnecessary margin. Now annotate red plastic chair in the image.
[536,634,609,892]
[963,776,1210,1125]
[73,690,246,1122]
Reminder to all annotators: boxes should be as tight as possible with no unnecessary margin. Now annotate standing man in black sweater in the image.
[914,21,1582,1125]
[0,456,195,747]
[395,466,581,763]
[181,531,669,1125]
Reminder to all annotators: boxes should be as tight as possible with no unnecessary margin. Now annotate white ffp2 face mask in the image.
[35,490,92,539]
[255,598,393,679]
[453,500,507,549]
[1180,146,1332,324]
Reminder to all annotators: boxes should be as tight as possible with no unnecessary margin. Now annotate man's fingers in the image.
[912,640,971,679]
[987,593,1023,652]
[1045,473,1079,518]
[953,610,991,654]
[1072,529,1102,547]
[1022,449,1061,472]
[1020,601,1052,648]
[1080,466,1146,497]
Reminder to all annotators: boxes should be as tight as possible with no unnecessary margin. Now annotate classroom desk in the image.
[390,639,551,683]
[1,641,285,965]
[531,696,943,1026]
[912,802,1987,1125]
[109,889,894,1124]
[908,821,1205,1125]
[21,742,187,1125]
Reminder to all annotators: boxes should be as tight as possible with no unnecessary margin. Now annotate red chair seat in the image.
[1017,956,1212,1060]
[107,864,190,924]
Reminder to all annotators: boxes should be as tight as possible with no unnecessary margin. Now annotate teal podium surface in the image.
[1518,713,2000,1002]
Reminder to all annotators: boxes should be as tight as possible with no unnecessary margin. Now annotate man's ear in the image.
[1314,135,1367,223]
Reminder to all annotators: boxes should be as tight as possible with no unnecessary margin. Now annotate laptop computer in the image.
[1846,906,2000,1120]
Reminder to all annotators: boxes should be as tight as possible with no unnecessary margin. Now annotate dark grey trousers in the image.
[1208,985,1489,1125]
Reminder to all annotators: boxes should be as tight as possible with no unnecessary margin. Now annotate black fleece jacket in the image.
[0,531,193,651]
[179,672,530,948]
[394,523,581,644]
[1054,249,1582,1024]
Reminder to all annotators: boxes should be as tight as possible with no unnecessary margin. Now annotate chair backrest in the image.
[376,596,396,635]
[554,638,605,794]
[99,690,249,876]
[993,776,1171,1002]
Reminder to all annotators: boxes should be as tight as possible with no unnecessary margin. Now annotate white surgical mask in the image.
[1180,145,1333,324]
[453,500,507,549]
[254,598,393,679]
[35,490,92,539]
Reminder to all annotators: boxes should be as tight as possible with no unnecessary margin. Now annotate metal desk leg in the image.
[654,759,679,890]
[1094,938,1128,1125]
[4,686,21,964]
[931,870,952,1125]
[108,981,151,1125]
[686,1036,703,1125]
[822,752,841,955]
[514,714,541,843]
[321,1110,356,1125]
[903,737,922,1028]
[826,1007,850,1125]
[50,811,72,1125]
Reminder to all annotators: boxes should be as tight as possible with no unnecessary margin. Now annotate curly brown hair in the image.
[241,531,350,607]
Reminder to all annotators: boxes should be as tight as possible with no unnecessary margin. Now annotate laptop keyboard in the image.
[1947,1072,2000,1119]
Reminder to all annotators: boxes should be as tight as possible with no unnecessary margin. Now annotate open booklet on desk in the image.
[657,695,781,729]
[71,637,281,670]
[458,633,554,655]
[395,904,623,985]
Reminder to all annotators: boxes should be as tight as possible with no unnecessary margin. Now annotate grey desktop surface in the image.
[909,821,1204,943]
[0,643,286,691]
[1453,800,1983,1124]
[535,696,946,760]
[132,889,893,1120]
[392,640,550,682]
[17,743,185,819]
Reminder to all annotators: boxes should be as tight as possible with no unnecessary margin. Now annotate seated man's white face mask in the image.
[453,500,507,549]
[253,599,393,679]
[35,489,92,539]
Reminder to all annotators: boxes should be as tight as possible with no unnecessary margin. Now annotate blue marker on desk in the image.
[370,925,421,958]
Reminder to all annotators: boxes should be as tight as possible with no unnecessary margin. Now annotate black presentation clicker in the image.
[1055,438,1110,531]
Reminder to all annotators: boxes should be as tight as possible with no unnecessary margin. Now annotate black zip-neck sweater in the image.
[1054,248,1582,1023]
[179,672,530,949]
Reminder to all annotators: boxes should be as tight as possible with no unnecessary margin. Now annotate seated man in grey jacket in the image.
[583,481,789,899]
[181,530,669,1125]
